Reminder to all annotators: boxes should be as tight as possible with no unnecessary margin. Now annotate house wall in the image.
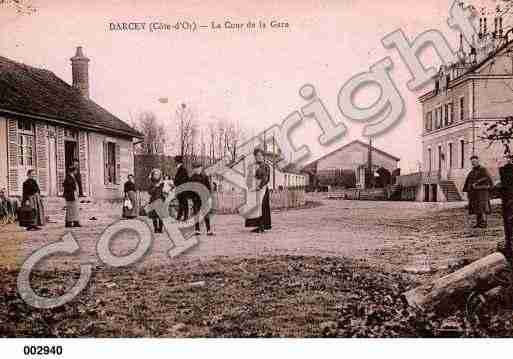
[2,115,135,199]
[88,132,133,199]
[0,117,7,191]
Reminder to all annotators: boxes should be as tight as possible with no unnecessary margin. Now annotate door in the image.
[48,137,57,196]
[424,184,430,202]
[64,141,77,172]
[431,184,438,202]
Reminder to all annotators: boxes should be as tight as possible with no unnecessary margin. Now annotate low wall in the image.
[327,188,387,201]
[139,189,307,214]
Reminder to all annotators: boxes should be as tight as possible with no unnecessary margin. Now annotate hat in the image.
[470,155,479,160]
[175,155,183,164]
[192,162,202,169]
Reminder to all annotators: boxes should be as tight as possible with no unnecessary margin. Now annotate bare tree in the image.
[131,111,167,155]
[175,103,197,162]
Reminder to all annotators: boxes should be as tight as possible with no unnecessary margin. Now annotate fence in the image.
[138,189,306,215]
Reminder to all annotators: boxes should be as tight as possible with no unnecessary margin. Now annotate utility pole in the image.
[272,136,276,190]
[367,137,373,189]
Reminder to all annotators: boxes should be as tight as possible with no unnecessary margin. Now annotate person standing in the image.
[174,156,190,221]
[497,155,513,259]
[123,174,139,219]
[245,148,271,233]
[148,168,165,233]
[190,162,214,236]
[72,159,84,197]
[21,169,46,231]
[63,166,81,228]
[0,188,18,224]
[463,155,493,228]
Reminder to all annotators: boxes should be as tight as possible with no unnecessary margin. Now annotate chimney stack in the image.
[70,46,90,99]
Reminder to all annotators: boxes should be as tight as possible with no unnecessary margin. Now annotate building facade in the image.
[312,140,400,189]
[0,47,143,199]
[419,31,513,201]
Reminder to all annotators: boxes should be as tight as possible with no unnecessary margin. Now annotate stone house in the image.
[0,47,143,199]
[418,33,513,201]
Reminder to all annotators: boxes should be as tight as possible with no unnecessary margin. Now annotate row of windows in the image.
[426,140,466,171]
[425,97,466,132]
[15,119,120,186]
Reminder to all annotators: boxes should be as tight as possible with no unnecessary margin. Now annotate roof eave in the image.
[0,107,144,139]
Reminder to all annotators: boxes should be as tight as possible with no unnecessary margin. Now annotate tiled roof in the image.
[0,56,143,138]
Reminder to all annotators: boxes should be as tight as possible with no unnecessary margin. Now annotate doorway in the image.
[48,137,57,196]
[65,141,78,172]
[431,184,438,202]
[424,184,430,202]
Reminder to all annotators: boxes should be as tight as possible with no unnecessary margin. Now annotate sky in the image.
[0,0,503,172]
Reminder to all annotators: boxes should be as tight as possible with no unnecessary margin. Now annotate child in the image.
[190,163,214,236]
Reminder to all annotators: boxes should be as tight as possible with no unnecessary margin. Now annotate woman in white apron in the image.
[244,147,271,233]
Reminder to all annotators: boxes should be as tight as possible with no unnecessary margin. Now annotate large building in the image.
[418,24,513,201]
[0,47,143,199]
[310,140,400,189]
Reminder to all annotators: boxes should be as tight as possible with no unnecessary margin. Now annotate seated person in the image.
[0,188,18,224]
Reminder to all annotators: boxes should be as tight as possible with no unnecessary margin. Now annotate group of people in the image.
[121,148,273,236]
[13,147,274,236]
[18,160,84,231]
[142,155,214,236]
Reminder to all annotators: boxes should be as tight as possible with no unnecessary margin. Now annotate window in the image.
[444,104,449,126]
[17,120,34,167]
[460,140,465,168]
[428,148,432,172]
[435,108,440,129]
[460,97,465,121]
[104,142,117,185]
[425,112,433,131]
[449,142,453,168]
[449,102,454,125]
[438,145,443,170]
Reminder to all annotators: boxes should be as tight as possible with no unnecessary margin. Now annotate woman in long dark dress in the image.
[21,169,46,231]
[148,168,165,233]
[245,147,271,233]
[63,166,81,228]
[123,174,139,219]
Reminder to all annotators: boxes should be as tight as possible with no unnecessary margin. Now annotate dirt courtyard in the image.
[1,196,510,337]
[0,196,503,273]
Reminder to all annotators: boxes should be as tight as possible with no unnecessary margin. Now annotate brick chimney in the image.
[70,46,90,98]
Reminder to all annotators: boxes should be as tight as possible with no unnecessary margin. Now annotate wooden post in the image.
[402,252,508,312]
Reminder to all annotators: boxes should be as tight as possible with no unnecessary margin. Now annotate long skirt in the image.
[66,196,80,222]
[123,190,140,219]
[28,193,46,227]
[245,188,271,228]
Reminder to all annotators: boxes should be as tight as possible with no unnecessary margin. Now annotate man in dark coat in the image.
[497,155,513,259]
[174,155,190,221]
[190,162,214,236]
[463,155,493,228]
[73,159,84,197]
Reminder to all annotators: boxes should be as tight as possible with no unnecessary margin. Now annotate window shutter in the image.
[7,118,19,195]
[115,143,121,185]
[78,131,88,195]
[35,123,48,194]
[103,141,108,185]
[56,126,65,195]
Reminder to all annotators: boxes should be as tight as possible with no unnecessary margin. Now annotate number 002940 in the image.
[23,345,63,356]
